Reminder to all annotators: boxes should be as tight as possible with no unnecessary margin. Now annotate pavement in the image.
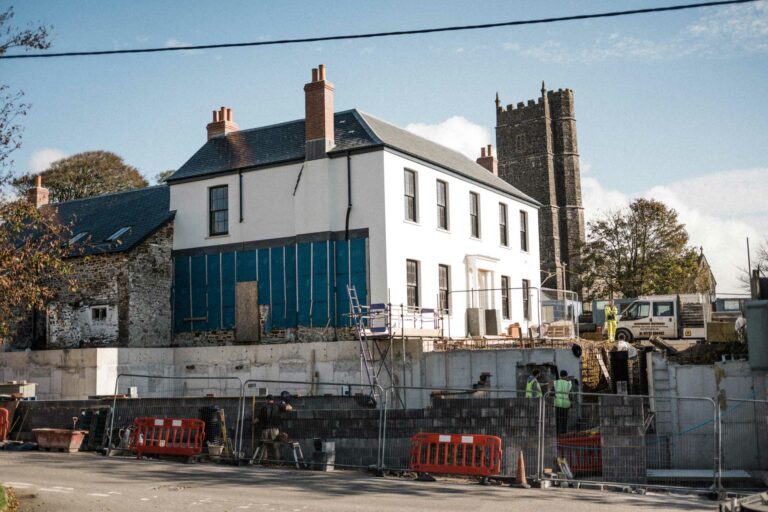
[0,451,717,511]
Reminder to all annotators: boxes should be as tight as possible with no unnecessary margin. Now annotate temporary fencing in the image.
[718,397,768,485]
[131,417,206,458]
[12,370,765,492]
[108,374,244,459]
[541,392,720,491]
[0,407,8,441]
[409,433,503,477]
[381,386,542,481]
[240,378,385,470]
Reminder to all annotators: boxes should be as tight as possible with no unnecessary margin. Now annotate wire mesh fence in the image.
[107,374,244,460]
[719,397,768,486]
[381,386,543,480]
[540,392,719,490]
[239,378,383,470]
[9,369,765,492]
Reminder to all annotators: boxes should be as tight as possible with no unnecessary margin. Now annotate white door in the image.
[478,270,492,309]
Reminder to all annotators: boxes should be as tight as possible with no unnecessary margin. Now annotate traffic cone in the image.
[515,449,531,488]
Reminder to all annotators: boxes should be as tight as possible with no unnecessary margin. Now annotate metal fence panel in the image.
[541,392,718,490]
[240,378,383,470]
[382,386,542,479]
[108,374,244,459]
[719,398,768,479]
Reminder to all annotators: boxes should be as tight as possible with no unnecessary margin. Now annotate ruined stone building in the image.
[8,182,174,349]
[495,83,586,292]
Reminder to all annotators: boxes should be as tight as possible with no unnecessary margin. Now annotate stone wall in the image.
[172,325,356,347]
[7,223,173,350]
[495,87,585,291]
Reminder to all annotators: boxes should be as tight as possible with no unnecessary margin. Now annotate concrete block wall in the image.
[599,395,646,484]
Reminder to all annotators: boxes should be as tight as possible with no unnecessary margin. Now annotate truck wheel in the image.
[615,329,633,342]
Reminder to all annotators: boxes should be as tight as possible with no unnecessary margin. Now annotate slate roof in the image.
[44,185,173,256]
[168,109,538,205]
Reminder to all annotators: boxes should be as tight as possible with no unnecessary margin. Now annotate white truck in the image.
[614,294,710,342]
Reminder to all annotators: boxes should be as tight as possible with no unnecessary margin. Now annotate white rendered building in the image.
[167,66,541,340]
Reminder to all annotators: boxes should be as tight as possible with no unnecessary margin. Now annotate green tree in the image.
[14,150,148,202]
[153,169,175,184]
[0,8,76,344]
[578,198,704,301]
[0,198,75,339]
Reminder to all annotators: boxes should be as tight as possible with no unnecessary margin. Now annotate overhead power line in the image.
[0,0,759,60]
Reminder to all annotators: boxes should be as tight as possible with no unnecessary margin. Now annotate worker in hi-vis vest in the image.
[605,300,618,342]
[525,369,542,398]
[554,370,572,435]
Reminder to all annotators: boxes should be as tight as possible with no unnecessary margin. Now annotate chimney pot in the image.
[206,105,239,140]
[28,175,49,208]
[304,64,335,159]
[476,144,498,176]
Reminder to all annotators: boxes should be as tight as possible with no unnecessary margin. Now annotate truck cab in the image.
[615,297,676,341]
[614,294,708,342]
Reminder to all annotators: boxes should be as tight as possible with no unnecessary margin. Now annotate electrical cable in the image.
[0,0,759,60]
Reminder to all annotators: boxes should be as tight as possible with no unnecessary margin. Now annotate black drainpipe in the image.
[238,169,244,223]
[344,151,352,240]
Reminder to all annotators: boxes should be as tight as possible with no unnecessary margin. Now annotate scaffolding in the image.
[347,285,444,408]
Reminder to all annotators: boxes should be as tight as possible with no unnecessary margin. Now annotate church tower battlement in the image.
[495,83,585,291]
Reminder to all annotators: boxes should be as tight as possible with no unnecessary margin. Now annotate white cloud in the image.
[28,148,67,174]
[583,169,767,294]
[164,38,203,56]
[405,116,491,160]
[503,0,768,62]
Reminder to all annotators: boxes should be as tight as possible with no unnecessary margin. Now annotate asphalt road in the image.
[0,452,715,512]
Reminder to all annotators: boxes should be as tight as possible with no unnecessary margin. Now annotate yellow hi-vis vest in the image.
[525,376,542,398]
[605,304,618,321]
[554,379,572,408]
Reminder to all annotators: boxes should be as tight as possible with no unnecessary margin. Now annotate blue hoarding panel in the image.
[312,241,329,326]
[221,252,236,329]
[297,243,312,325]
[270,247,286,328]
[257,249,271,332]
[236,250,257,283]
[206,254,222,330]
[190,255,207,331]
[335,240,350,326]
[350,238,367,307]
[285,245,297,327]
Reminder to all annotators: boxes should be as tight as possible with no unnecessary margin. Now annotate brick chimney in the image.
[27,175,49,208]
[304,64,335,160]
[206,106,239,140]
[476,144,498,176]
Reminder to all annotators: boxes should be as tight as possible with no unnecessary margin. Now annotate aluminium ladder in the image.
[347,284,378,390]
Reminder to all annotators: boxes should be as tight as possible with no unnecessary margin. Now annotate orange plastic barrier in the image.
[130,417,205,458]
[0,408,8,442]
[557,433,602,474]
[409,432,502,477]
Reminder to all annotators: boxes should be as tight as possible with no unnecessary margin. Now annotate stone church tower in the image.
[495,83,585,291]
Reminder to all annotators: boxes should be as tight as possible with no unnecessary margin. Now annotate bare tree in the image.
[0,7,51,184]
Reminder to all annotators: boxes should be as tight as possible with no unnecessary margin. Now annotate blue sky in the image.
[4,0,768,291]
